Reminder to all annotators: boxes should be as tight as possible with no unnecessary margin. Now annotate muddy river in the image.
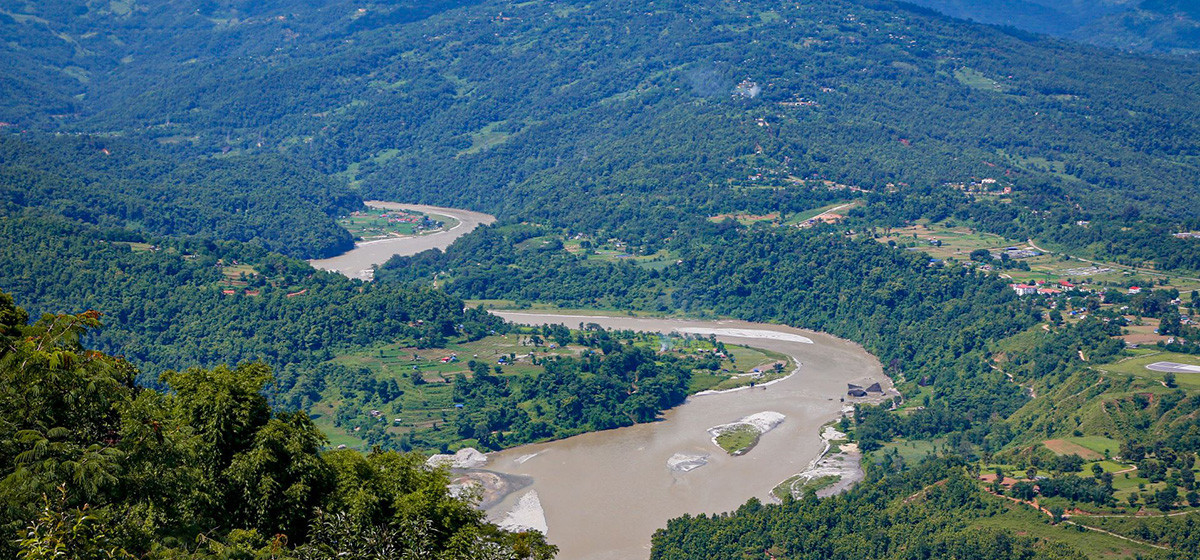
[308,201,495,280]
[308,204,887,558]
[478,312,888,560]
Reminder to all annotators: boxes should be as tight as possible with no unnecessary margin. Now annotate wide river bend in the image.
[308,201,495,280]
[481,312,888,560]
[307,204,889,559]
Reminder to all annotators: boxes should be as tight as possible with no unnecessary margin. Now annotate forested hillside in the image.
[0,134,360,258]
[651,459,1092,560]
[3,0,1199,234]
[0,212,503,387]
[2,0,1200,558]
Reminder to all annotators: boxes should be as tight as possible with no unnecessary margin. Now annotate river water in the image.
[481,312,887,560]
[308,201,495,280]
[309,204,887,558]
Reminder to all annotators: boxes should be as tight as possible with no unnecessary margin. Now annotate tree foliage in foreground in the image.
[0,291,555,559]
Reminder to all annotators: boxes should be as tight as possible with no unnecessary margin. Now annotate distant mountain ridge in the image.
[904,0,1200,53]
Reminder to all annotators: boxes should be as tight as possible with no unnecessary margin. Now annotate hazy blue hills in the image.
[904,0,1200,53]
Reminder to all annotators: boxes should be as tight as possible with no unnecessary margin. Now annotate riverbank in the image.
[771,424,867,501]
[308,202,495,280]
[480,311,891,560]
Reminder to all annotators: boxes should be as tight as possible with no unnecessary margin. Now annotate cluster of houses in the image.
[733,79,761,98]
[1011,280,1067,296]
[950,178,1013,196]
[1173,232,1200,240]
[379,211,423,224]
[999,246,1042,259]
[221,288,261,296]
[797,212,845,228]
[1010,279,1078,296]
[778,98,819,108]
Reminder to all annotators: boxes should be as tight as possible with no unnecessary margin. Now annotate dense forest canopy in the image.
[1,0,1199,236]
[0,212,505,387]
[0,134,361,258]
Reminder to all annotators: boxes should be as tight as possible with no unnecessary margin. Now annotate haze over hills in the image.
[904,0,1200,53]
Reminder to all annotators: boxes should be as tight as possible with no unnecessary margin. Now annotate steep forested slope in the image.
[2,0,1199,233]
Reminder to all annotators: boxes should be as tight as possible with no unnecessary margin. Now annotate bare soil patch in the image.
[1043,439,1103,460]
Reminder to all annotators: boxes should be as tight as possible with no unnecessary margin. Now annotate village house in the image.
[1011,284,1037,296]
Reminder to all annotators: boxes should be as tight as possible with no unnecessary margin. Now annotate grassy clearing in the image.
[954,67,1008,92]
[457,121,513,156]
[114,241,156,252]
[1092,460,1127,473]
[971,498,1157,559]
[338,207,453,240]
[1042,439,1103,460]
[561,238,679,270]
[1066,436,1123,458]
[714,424,761,455]
[875,438,941,465]
[1096,351,1200,389]
[219,264,257,282]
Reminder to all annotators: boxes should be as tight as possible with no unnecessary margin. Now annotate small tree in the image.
[1155,485,1179,511]
[1048,504,1064,524]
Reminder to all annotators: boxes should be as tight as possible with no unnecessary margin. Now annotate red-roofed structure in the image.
[1012,284,1037,296]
